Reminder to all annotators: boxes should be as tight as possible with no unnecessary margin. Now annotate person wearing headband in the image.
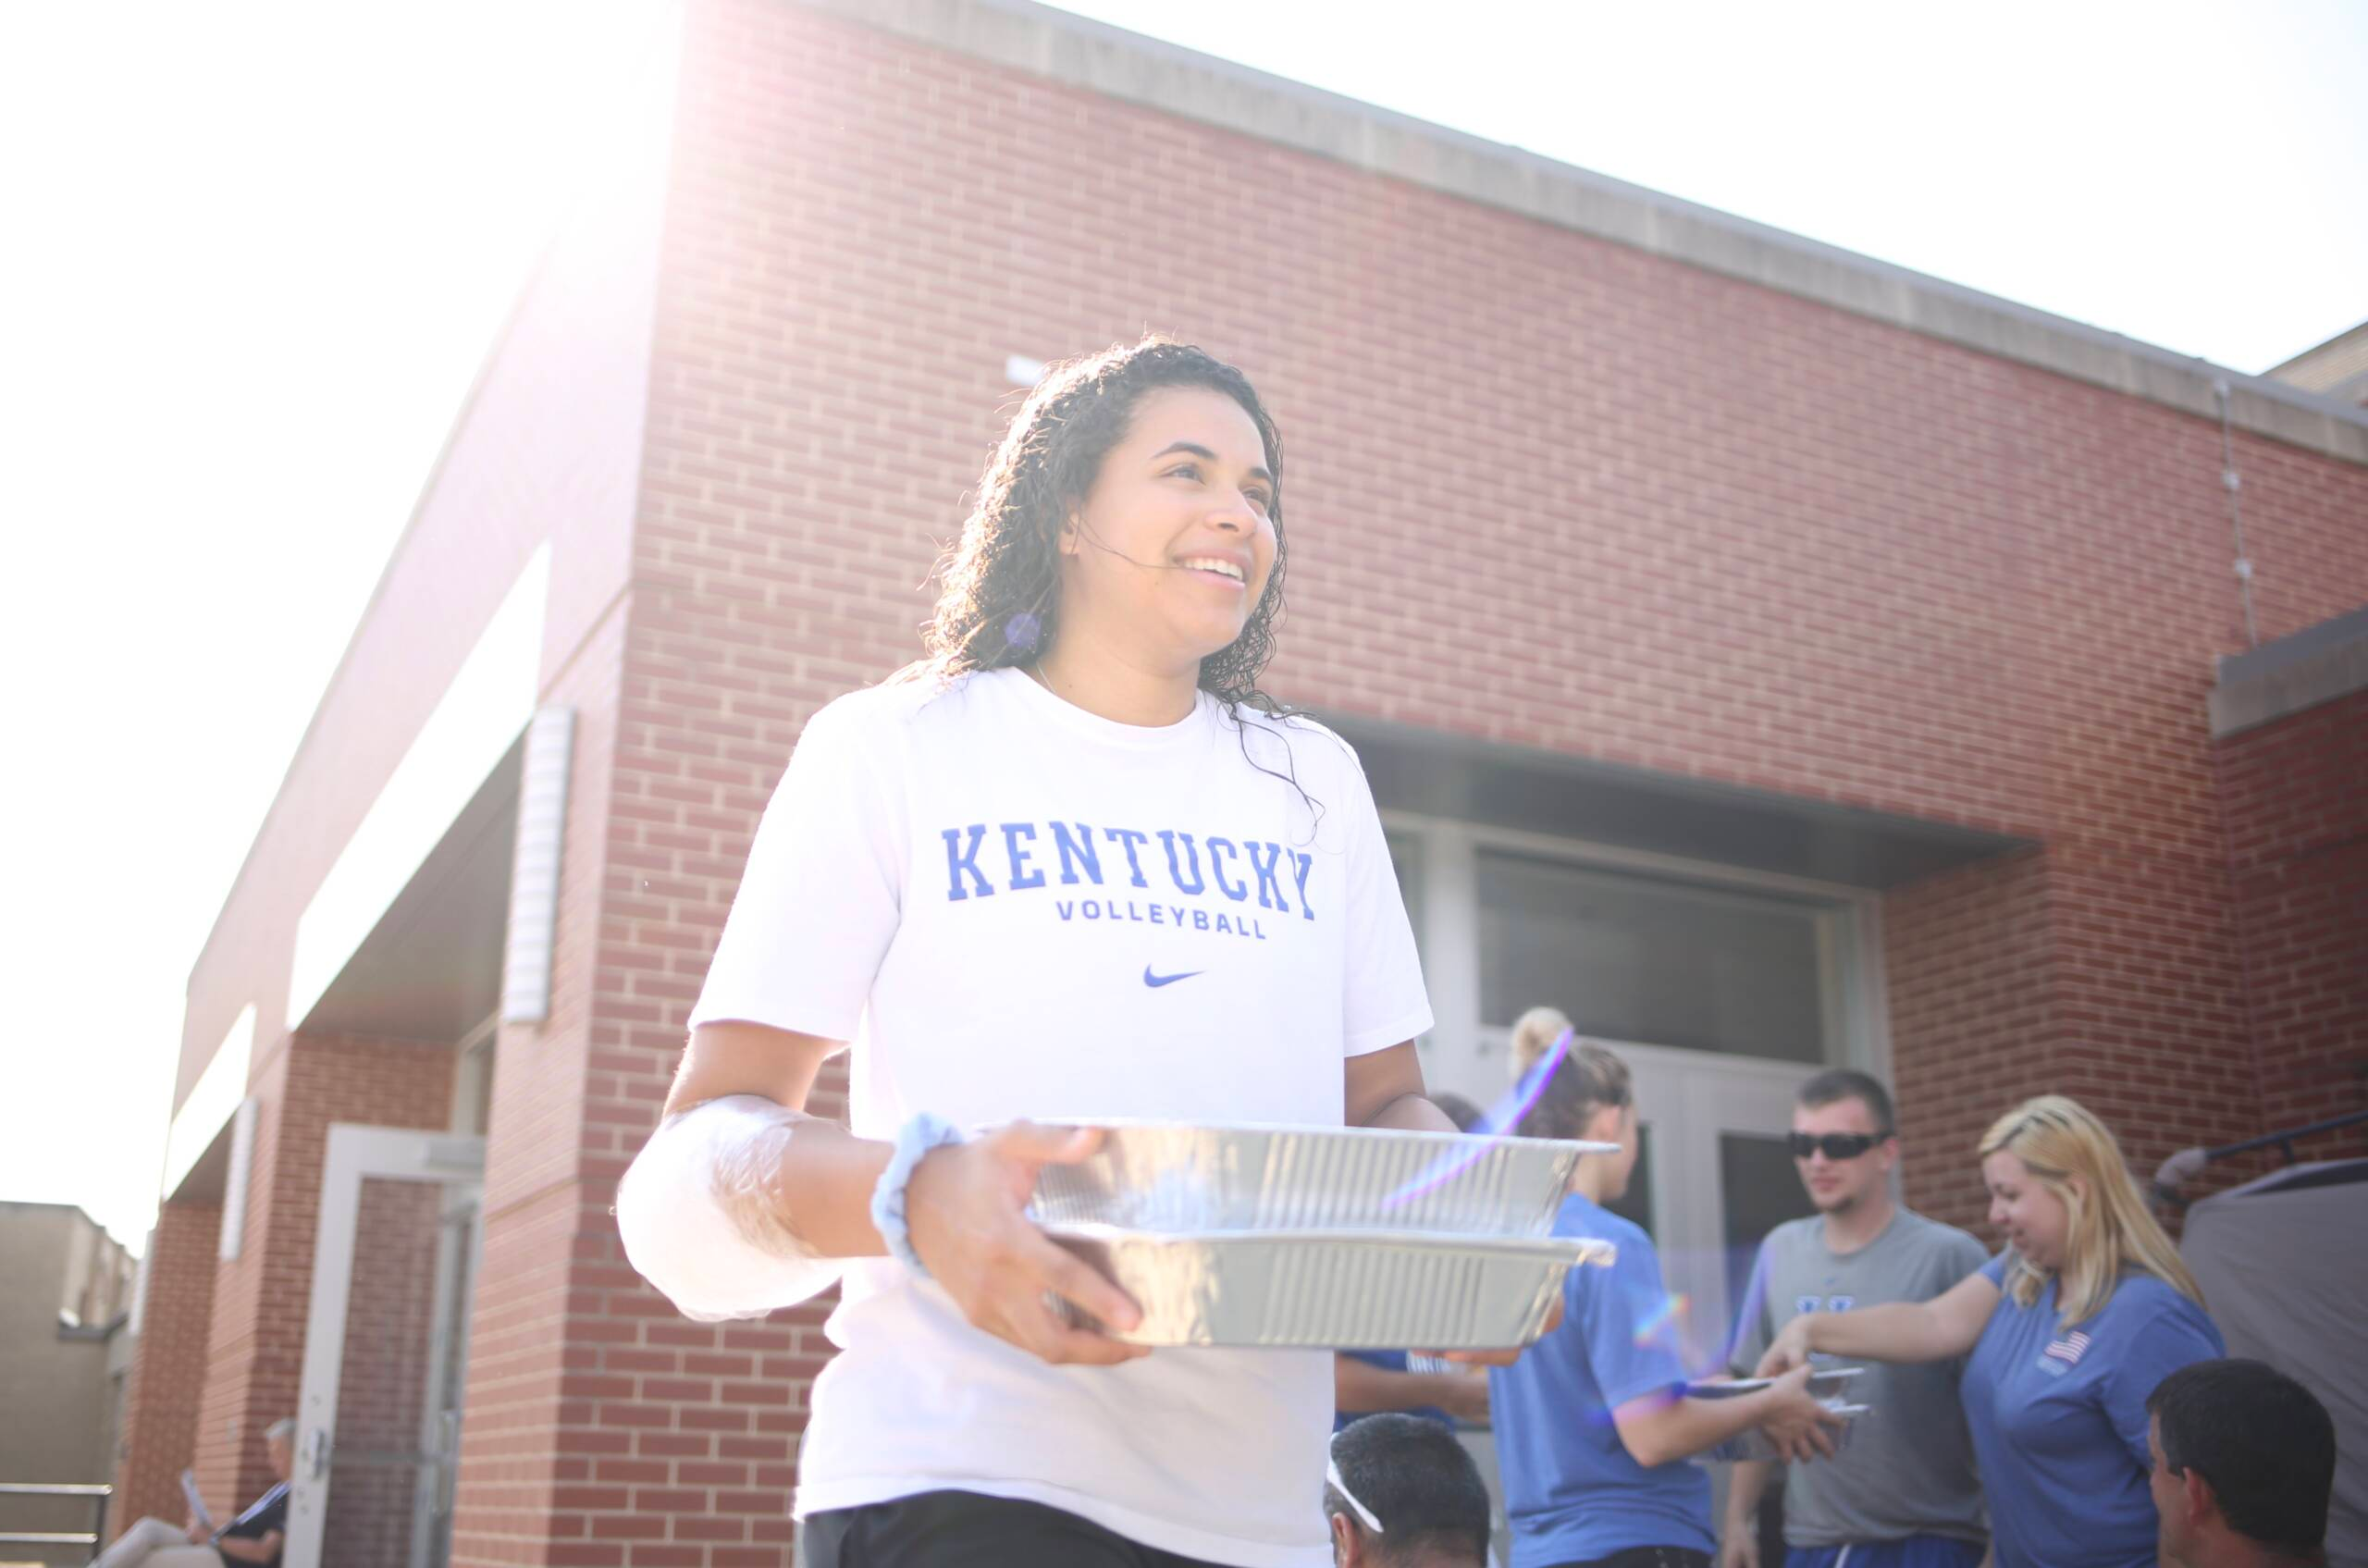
[1326,1414,1493,1568]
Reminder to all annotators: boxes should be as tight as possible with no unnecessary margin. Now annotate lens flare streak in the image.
[1379,1028,1573,1210]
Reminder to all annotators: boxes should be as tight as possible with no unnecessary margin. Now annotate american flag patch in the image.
[2043,1330,2092,1365]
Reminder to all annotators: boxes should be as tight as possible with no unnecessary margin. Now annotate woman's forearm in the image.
[767,1117,894,1256]
[1613,1388,1786,1469]
[1803,1301,1954,1364]
[617,1097,883,1319]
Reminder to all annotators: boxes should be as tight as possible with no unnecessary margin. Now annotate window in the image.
[1475,851,1835,1062]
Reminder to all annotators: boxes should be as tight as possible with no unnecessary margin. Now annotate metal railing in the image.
[0,1482,113,1562]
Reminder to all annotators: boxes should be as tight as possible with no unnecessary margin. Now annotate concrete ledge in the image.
[796,0,2368,469]
[2212,608,2368,737]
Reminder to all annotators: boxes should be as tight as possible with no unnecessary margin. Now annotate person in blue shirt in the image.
[1758,1095,2225,1568]
[1336,1349,1487,1433]
[1491,1041,1842,1568]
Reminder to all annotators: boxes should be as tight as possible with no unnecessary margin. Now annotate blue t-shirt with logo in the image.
[1488,1195,1713,1567]
[1962,1252,2222,1568]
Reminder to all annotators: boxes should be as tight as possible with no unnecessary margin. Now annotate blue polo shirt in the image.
[1962,1253,2222,1568]
[1488,1195,1713,1567]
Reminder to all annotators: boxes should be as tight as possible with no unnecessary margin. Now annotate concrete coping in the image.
[796,0,2368,469]
[2211,605,2368,737]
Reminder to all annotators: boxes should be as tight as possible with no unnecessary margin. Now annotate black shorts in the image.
[802,1489,1234,1568]
[1548,1549,1711,1568]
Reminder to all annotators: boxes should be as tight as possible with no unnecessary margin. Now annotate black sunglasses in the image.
[1788,1130,1893,1160]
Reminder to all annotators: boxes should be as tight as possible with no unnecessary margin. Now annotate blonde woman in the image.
[1758,1096,2223,1568]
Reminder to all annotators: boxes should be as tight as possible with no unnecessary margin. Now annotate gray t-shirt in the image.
[1729,1209,1990,1547]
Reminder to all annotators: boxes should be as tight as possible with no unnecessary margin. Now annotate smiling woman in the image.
[614,338,1466,1568]
[916,338,1289,726]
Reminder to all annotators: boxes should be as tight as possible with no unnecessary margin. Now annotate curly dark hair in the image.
[916,337,1289,712]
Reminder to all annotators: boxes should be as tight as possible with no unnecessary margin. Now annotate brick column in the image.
[2215,687,2368,1146]
[110,1201,220,1537]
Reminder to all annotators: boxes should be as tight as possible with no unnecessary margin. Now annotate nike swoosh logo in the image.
[1142,966,1203,988]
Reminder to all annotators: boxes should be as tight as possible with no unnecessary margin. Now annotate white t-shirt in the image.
[688,665,1433,1567]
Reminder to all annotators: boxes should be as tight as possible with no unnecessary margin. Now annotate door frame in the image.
[287,1124,486,1568]
[1381,810,1887,1365]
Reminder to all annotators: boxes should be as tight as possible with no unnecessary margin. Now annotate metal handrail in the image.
[2205,1107,2368,1167]
[0,1481,113,1559]
[2154,1107,2368,1211]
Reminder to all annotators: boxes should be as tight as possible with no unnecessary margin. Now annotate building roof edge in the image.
[797,0,2368,468]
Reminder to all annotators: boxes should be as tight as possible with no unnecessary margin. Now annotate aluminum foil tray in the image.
[1046,1225,1616,1349]
[1686,1367,1865,1401]
[1030,1121,1617,1238]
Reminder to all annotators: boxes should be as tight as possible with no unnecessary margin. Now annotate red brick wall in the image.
[454,599,633,1568]
[1882,852,2059,1233]
[2215,687,2368,1150]
[110,1201,220,1537]
[620,0,2365,1231]
[190,1034,456,1526]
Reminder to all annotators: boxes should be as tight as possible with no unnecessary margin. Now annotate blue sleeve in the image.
[1980,1250,2009,1286]
[1578,1228,1691,1409]
[2100,1292,2225,1472]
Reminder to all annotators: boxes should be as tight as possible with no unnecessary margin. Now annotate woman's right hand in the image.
[1754,1315,1814,1378]
[902,1121,1152,1367]
[1757,1363,1843,1463]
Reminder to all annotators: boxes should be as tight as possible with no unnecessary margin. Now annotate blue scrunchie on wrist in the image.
[871,1113,966,1276]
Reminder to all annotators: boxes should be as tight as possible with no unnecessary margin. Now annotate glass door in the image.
[1615,1048,1819,1373]
[286,1127,485,1568]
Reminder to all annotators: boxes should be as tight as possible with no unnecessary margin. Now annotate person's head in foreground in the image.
[2148,1359,2336,1567]
[1791,1067,1896,1217]
[1978,1093,2202,1323]
[921,336,1285,703]
[1326,1414,1491,1568]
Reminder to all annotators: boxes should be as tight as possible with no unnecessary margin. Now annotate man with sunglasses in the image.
[1721,1070,1990,1568]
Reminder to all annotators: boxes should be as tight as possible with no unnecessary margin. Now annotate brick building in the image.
[0,1203,137,1563]
[111,3,2368,1565]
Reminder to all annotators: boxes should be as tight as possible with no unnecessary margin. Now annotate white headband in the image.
[1326,1455,1385,1535]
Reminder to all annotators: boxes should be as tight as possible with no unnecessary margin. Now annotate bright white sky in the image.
[3,1,2362,1256]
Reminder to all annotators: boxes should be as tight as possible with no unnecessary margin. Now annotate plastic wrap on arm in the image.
[616,1094,846,1321]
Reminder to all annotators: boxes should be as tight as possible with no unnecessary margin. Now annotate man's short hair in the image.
[1326,1414,1489,1565]
[2149,1360,2335,1555]
[1795,1068,1894,1134]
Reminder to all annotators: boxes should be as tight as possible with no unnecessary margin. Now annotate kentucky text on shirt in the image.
[941,822,1317,920]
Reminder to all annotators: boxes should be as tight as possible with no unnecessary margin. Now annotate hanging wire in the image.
[2213,380,2262,648]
